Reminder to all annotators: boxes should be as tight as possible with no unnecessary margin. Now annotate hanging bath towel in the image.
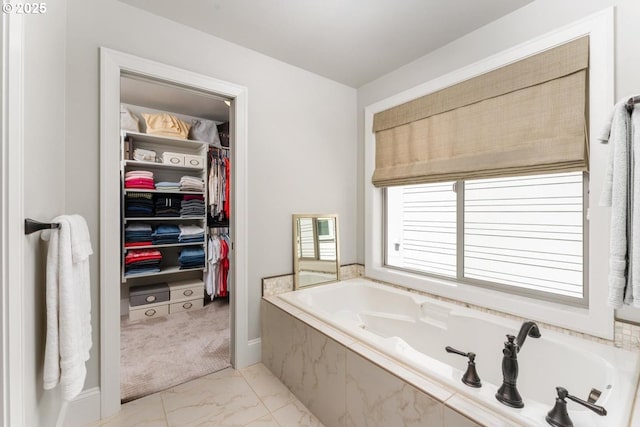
[599,100,640,308]
[42,214,93,401]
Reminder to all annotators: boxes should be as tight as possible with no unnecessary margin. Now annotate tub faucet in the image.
[516,321,541,350]
[495,321,541,408]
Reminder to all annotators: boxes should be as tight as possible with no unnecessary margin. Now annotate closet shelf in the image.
[124,242,205,250]
[123,160,204,172]
[124,216,206,222]
[124,131,208,149]
[124,188,205,195]
[123,265,205,281]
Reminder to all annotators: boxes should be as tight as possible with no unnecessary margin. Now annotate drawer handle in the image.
[146,295,156,302]
[170,157,180,164]
[183,290,194,296]
[190,159,199,166]
[145,309,156,317]
[183,302,193,309]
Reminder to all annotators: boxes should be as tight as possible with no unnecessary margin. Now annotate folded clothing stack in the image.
[155,195,182,217]
[152,224,181,245]
[133,148,156,162]
[125,249,162,275]
[125,170,155,189]
[124,223,153,247]
[155,181,181,192]
[178,247,205,269]
[178,224,205,243]
[180,176,205,192]
[125,192,154,217]
[181,195,205,217]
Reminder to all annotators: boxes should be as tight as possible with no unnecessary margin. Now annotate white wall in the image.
[21,1,68,425]
[356,0,640,324]
[65,0,357,391]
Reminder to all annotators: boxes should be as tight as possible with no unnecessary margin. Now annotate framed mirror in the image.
[293,214,340,289]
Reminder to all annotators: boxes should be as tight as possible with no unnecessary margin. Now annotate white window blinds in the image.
[386,172,585,301]
[386,181,457,278]
[464,172,584,298]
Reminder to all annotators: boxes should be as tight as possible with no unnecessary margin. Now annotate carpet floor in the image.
[120,298,230,403]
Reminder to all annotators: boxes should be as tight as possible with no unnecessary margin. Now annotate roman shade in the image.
[372,36,589,187]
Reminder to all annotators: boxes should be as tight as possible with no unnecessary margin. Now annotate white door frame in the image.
[100,48,249,418]
[1,9,25,427]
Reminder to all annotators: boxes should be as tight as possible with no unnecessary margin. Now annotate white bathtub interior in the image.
[279,278,640,427]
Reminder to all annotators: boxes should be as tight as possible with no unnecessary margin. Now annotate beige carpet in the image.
[120,298,230,402]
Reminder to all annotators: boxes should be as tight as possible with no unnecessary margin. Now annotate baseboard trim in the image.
[59,387,101,427]
[246,338,261,367]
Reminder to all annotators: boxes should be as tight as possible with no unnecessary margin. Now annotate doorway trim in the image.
[1,10,25,427]
[99,48,249,418]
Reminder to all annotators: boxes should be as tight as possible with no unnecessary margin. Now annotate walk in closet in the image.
[118,75,232,402]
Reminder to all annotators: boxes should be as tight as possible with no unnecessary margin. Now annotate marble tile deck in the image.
[86,364,324,427]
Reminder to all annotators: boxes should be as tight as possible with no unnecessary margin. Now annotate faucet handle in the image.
[445,346,481,388]
[562,387,607,416]
[546,387,607,427]
[445,345,472,358]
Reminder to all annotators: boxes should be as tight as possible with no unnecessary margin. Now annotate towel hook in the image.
[24,218,61,235]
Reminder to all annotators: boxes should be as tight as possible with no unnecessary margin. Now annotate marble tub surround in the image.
[345,350,443,426]
[86,364,324,427]
[262,264,364,297]
[263,279,640,427]
[262,298,514,427]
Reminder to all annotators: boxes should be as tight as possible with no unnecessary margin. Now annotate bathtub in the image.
[278,278,640,427]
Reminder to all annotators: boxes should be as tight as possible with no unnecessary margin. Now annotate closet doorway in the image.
[100,48,249,418]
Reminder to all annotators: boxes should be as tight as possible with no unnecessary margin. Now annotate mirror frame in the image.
[292,213,340,290]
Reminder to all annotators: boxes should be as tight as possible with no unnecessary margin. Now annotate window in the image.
[385,172,585,304]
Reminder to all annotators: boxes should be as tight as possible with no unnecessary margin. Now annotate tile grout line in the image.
[159,391,171,427]
[238,362,290,425]
[237,366,286,426]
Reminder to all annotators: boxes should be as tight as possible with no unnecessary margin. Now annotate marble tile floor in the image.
[86,363,325,427]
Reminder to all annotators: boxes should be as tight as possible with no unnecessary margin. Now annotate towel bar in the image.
[626,95,640,112]
[24,218,61,235]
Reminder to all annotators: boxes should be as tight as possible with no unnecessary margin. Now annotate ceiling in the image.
[120,0,534,88]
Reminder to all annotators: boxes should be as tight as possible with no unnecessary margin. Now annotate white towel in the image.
[43,215,93,401]
[599,101,640,307]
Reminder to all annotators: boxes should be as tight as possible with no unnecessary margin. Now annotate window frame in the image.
[383,173,589,307]
[364,10,614,339]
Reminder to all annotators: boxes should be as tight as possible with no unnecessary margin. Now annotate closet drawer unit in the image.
[169,298,203,314]
[169,279,204,302]
[129,303,169,321]
[162,151,184,166]
[184,154,205,169]
[130,283,170,306]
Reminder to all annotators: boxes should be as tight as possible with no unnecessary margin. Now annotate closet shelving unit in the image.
[120,129,208,317]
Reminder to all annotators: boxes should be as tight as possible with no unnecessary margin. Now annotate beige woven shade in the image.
[372,36,589,187]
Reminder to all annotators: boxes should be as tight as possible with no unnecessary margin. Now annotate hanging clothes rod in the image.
[626,96,640,113]
[24,218,61,235]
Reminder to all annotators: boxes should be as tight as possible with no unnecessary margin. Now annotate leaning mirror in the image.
[293,214,340,289]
